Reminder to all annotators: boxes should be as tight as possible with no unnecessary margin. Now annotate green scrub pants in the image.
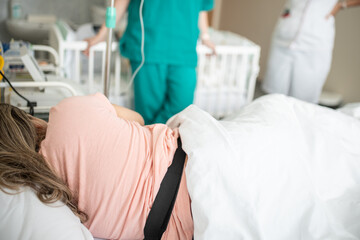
[131,62,197,124]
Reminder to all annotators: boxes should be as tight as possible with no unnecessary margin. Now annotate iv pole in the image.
[104,0,116,97]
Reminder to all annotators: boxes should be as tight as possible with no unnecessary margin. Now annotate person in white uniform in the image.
[262,0,360,103]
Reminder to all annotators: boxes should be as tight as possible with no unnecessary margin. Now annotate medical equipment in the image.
[0,41,81,114]
[0,58,3,75]
[103,0,145,96]
[0,42,40,114]
[122,0,145,95]
[3,41,47,83]
[104,0,116,97]
[0,45,4,102]
[0,42,4,77]
[0,71,37,115]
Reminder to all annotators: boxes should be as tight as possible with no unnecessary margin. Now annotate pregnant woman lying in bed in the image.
[0,93,192,240]
[1,92,360,240]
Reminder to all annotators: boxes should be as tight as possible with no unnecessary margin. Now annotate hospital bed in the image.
[166,94,360,240]
[1,90,360,240]
[0,41,83,114]
[0,21,131,114]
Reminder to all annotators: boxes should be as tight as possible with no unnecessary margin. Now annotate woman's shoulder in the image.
[51,93,115,115]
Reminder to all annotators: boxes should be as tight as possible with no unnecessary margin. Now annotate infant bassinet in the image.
[195,29,260,118]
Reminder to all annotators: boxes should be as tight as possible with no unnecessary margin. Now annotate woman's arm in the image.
[198,11,216,55]
[83,0,130,56]
[112,104,145,125]
[327,0,360,18]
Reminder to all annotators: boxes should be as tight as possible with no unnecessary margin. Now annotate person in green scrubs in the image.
[85,0,215,124]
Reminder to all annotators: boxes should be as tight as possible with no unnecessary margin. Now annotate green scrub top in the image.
[120,0,214,67]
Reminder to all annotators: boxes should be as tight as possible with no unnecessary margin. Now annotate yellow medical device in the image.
[0,50,36,114]
[0,55,4,80]
[0,55,3,102]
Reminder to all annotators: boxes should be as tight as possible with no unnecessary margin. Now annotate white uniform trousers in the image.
[262,44,333,103]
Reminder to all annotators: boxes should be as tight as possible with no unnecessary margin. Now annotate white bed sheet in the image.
[0,187,94,240]
[167,94,360,240]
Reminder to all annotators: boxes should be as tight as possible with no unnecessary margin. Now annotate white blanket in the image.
[167,94,360,240]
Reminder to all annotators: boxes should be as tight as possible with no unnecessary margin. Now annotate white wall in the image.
[217,0,360,103]
[328,8,360,103]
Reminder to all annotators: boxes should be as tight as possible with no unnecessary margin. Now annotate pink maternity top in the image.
[40,93,193,240]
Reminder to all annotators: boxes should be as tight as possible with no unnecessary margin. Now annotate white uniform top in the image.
[273,0,338,50]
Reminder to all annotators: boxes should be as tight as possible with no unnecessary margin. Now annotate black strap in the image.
[144,137,186,240]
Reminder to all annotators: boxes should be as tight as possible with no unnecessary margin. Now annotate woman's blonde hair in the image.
[0,103,87,222]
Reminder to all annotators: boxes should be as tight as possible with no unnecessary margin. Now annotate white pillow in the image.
[0,187,93,240]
